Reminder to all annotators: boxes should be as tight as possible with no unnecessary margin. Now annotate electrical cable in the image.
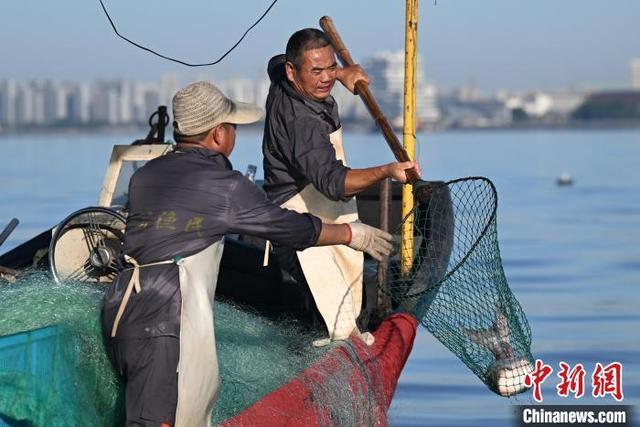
[97,0,279,67]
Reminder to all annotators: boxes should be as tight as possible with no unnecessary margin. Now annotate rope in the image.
[97,0,280,67]
[110,255,180,337]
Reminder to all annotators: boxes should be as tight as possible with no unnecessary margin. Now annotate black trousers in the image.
[273,245,327,329]
[107,336,180,427]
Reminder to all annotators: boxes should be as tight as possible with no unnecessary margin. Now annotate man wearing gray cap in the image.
[101,81,393,427]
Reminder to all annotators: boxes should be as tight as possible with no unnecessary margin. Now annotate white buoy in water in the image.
[556,172,573,186]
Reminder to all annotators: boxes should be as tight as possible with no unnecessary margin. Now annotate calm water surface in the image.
[1,129,638,425]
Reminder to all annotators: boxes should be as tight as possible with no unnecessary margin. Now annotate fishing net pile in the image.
[0,273,397,426]
[0,275,119,426]
[384,176,534,397]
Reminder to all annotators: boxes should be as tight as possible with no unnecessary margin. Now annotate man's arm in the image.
[226,177,392,260]
[226,177,322,250]
[284,117,421,200]
[316,222,349,246]
[344,160,421,197]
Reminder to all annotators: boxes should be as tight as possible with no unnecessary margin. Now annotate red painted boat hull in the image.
[222,313,418,427]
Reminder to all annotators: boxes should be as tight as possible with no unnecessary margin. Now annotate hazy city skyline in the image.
[1,1,639,92]
[1,50,445,129]
[0,62,593,131]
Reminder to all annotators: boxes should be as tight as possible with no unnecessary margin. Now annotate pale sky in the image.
[1,0,638,92]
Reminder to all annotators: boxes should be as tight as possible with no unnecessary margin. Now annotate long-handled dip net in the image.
[385,177,533,397]
[320,17,534,398]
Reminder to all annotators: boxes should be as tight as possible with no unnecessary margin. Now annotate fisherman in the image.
[262,28,421,344]
[101,81,393,427]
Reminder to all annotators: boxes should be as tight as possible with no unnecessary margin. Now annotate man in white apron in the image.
[101,81,393,426]
[262,29,421,343]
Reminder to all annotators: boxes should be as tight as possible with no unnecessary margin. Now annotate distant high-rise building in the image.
[90,81,121,124]
[15,82,35,126]
[458,78,481,102]
[142,87,160,121]
[0,85,5,126]
[0,80,18,126]
[79,83,91,123]
[64,83,91,124]
[132,82,158,122]
[30,81,47,125]
[43,80,68,124]
[119,80,133,124]
[159,73,178,107]
[632,58,640,90]
[362,51,440,128]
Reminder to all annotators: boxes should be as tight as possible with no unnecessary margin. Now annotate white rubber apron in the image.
[175,239,225,427]
[280,127,364,340]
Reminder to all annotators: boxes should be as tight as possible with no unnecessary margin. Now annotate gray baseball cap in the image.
[172,81,264,136]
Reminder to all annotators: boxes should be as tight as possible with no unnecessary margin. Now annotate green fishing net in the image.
[0,275,301,425]
[384,177,534,397]
[0,273,392,426]
[0,275,120,426]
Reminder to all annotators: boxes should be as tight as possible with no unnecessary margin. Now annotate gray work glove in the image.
[346,222,393,262]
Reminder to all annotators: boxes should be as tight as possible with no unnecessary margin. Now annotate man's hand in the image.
[343,160,422,196]
[385,161,421,183]
[346,222,393,262]
[337,64,370,94]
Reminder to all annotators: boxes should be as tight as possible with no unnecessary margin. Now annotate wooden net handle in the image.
[319,16,421,184]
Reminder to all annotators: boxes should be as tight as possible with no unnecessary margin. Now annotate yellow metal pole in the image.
[401,0,418,275]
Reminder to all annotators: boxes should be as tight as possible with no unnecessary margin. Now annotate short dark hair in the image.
[173,128,211,144]
[285,28,332,69]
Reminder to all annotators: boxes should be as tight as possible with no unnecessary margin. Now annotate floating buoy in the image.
[556,172,573,186]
